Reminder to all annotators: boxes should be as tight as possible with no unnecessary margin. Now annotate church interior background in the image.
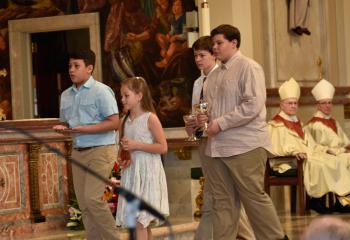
[1,0,350,239]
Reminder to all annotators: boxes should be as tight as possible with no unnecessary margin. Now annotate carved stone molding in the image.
[28,143,45,223]
[64,141,74,200]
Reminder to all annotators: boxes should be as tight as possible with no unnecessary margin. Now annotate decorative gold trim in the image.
[174,147,192,160]
[28,143,45,223]
[194,177,205,219]
[65,141,75,199]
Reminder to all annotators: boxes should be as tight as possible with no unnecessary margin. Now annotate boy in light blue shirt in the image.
[53,49,120,240]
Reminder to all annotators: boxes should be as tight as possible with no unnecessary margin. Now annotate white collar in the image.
[314,111,331,119]
[202,64,219,78]
[279,111,298,122]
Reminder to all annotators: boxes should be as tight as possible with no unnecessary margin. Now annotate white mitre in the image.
[278,77,300,100]
[311,79,335,101]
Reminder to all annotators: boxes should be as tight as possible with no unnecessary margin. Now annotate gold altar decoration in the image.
[174,146,192,160]
[194,177,205,219]
[28,143,46,223]
[65,141,75,198]
[0,119,75,236]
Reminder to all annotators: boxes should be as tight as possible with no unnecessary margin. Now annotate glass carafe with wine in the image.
[119,138,131,169]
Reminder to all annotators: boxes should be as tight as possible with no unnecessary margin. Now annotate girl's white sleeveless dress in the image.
[116,112,169,227]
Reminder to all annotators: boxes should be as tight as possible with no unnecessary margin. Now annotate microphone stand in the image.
[1,125,175,240]
[125,199,140,240]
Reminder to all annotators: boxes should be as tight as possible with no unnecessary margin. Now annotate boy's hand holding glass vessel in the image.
[183,113,198,141]
[193,102,209,138]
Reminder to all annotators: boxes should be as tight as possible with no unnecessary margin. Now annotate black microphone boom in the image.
[113,182,166,221]
[0,124,174,239]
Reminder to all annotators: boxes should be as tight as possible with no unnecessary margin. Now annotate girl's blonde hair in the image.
[122,76,156,113]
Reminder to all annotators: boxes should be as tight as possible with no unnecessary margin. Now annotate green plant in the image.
[66,199,84,230]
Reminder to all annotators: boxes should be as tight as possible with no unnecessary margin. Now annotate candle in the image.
[199,0,210,36]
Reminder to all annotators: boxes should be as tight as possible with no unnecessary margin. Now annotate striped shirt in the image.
[204,50,272,157]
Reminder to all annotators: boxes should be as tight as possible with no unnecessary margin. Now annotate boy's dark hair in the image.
[69,49,96,68]
[192,36,213,54]
[210,24,241,48]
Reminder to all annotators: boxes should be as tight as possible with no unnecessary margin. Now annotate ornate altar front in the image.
[0,119,203,238]
[0,119,72,237]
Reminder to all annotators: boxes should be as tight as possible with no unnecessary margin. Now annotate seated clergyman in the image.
[268,78,350,214]
[306,79,350,154]
[305,78,350,212]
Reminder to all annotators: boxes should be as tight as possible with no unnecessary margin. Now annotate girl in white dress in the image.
[116,76,169,240]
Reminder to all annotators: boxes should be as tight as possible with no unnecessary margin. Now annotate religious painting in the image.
[0,30,10,120]
[0,0,200,127]
[82,0,200,127]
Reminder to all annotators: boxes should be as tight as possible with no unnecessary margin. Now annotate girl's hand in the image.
[118,157,131,169]
[120,137,138,151]
[117,149,132,169]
